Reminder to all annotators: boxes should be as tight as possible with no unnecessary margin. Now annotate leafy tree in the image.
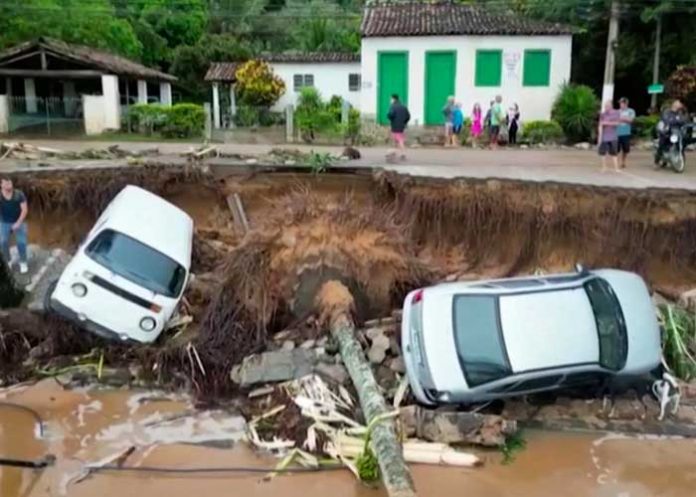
[234,59,286,107]
[666,66,696,111]
[0,0,142,59]
[170,34,255,102]
[551,84,600,143]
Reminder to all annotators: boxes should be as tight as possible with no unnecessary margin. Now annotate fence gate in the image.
[8,96,84,136]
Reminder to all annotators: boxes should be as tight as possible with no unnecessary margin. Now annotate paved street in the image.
[4,139,696,191]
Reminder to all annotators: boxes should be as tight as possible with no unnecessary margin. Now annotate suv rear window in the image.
[584,278,628,371]
[86,229,186,298]
[453,295,511,387]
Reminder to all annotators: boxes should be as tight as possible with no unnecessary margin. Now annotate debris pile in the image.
[0,142,160,161]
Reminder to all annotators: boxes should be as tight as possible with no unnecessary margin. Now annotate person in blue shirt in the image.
[451,103,464,146]
[616,97,636,169]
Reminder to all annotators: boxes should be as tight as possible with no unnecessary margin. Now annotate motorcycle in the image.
[654,121,693,173]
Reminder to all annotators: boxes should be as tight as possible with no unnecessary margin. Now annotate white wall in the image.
[360,35,572,125]
[101,74,121,130]
[83,95,107,135]
[270,62,362,111]
[0,95,8,134]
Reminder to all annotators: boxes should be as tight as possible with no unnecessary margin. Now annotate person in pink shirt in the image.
[471,103,483,142]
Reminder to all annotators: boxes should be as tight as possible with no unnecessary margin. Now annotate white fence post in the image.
[286,105,294,143]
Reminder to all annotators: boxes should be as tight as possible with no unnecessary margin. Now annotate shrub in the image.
[127,103,170,135]
[459,117,473,145]
[161,103,205,138]
[551,84,600,143]
[234,105,260,127]
[633,115,660,139]
[295,87,336,143]
[520,120,565,144]
[666,65,696,111]
[234,60,286,108]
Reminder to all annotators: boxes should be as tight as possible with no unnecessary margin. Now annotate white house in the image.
[206,53,360,128]
[359,2,574,125]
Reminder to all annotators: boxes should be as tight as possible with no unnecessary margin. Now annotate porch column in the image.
[62,81,77,116]
[101,74,121,130]
[159,81,172,106]
[5,78,12,98]
[0,95,8,134]
[24,78,37,113]
[137,79,148,104]
[229,84,236,128]
[212,82,221,129]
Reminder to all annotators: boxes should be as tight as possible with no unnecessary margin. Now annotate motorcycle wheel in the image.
[672,151,686,173]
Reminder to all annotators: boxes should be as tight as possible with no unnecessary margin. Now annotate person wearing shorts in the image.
[598,100,621,172]
[452,103,464,145]
[387,94,410,160]
[442,96,455,146]
[616,97,635,168]
[490,95,504,149]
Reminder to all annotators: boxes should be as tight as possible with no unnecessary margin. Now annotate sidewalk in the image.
[6,139,696,191]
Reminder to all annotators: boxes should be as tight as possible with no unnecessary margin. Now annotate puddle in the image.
[1,381,694,497]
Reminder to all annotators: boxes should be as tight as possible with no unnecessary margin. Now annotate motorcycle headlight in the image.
[670,134,679,143]
[71,283,87,297]
[139,317,157,332]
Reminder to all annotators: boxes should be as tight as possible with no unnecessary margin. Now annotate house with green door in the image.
[360,2,574,126]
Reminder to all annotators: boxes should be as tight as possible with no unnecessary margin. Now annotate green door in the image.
[424,51,456,126]
[377,52,408,125]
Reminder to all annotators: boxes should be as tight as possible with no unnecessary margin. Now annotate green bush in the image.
[633,115,660,138]
[459,117,473,145]
[234,105,260,127]
[161,103,205,138]
[520,120,565,144]
[127,103,170,135]
[295,87,337,143]
[551,84,599,143]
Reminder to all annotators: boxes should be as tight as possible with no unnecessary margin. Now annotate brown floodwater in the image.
[1,380,694,497]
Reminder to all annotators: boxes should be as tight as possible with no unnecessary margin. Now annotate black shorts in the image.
[453,125,462,135]
[617,135,631,154]
[490,125,500,136]
[598,141,618,156]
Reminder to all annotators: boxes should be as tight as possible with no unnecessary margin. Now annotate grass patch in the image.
[81,132,201,143]
[658,304,696,381]
[500,431,527,465]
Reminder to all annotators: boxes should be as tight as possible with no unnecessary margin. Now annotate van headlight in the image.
[71,283,87,297]
[139,317,157,332]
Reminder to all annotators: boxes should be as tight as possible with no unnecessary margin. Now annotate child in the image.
[452,103,464,146]
[471,103,483,141]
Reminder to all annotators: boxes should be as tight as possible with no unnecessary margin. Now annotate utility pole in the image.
[650,14,662,112]
[601,0,620,105]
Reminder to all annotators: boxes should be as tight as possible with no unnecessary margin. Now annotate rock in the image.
[230,349,316,386]
[389,357,405,374]
[284,159,297,166]
[389,337,401,357]
[300,339,316,349]
[316,336,328,348]
[315,363,349,384]
[400,406,517,447]
[520,144,529,149]
[574,142,591,150]
[245,158,258,165]
[281,340,296,351]
[368,334,390,364]
[365,327,387,341]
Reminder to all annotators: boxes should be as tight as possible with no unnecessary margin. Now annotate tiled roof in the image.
[361,2,575,37]
[0,37,176,81]
[205,54,360,82]
[205,62,239,82]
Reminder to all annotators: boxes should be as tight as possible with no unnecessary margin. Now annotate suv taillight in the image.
[412,289,424,304]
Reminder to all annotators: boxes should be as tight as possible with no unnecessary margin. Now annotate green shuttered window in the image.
[523,50,551,87]
[475,50,502,87]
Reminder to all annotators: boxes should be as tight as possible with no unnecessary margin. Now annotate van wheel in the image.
[43,280,57,313]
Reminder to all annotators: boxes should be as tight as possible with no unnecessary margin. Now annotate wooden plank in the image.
[225,193,250,234]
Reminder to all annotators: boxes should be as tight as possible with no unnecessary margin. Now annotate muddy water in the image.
[1,382,694,497]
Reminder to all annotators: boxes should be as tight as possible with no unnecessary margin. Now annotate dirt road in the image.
[8,139,696,191]
[1,381,694,497]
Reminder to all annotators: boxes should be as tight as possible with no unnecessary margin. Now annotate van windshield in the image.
[453,295,511,387]
[85,229,186,298]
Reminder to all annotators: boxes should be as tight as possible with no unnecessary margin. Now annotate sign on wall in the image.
[503,51,522,81]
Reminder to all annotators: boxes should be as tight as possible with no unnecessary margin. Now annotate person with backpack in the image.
[387,94,411,161]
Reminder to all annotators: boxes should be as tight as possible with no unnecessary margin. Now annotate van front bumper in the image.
[49,298,133,343]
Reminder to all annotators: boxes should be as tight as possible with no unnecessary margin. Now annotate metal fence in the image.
[7,96,84,136]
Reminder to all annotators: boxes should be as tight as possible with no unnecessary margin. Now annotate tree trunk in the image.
[330,311,417,497]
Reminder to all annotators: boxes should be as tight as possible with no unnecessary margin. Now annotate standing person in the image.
[616,97,636,169]
[483,100,494,138]
[471,103,483,142]
[452,102,464,146]
[490,95,505,149]
[598,100,621,172]
[442,96,456,146]
[0,177,28,273]
[507,103,520,145]
[387,94,410,161]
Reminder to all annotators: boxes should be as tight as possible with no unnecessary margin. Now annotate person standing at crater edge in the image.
[0,177,29,274]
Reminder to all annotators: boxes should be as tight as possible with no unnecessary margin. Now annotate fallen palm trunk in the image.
[317,281,417,497]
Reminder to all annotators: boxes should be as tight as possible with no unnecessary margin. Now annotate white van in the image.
[47,185,194,344]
